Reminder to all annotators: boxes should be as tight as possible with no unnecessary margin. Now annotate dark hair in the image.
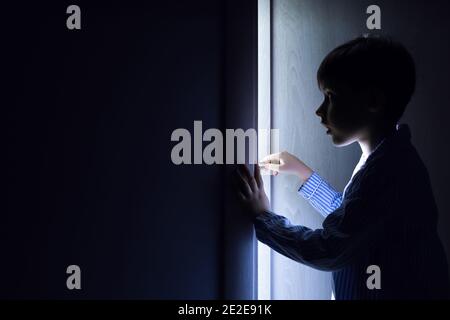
[317,34,416,124]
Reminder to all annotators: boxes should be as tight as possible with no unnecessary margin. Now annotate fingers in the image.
[263,163,280,172]
[233,169,252,197]
[254,164,263,189]
[260,152,281,164]
[260,153,283,173]
[260,166,279,176]
[238,164,251,179]
[238,164,257,192]
[232,175,247,201]
[236,190,246,201]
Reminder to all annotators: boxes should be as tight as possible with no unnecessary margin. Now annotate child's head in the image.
[315,35,416,146]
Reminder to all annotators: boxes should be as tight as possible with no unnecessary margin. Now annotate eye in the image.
[325,91,336,101]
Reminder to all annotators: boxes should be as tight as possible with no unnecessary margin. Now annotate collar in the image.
[364,123,412,163]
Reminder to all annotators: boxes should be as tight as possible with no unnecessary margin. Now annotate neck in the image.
[358,123,396,157]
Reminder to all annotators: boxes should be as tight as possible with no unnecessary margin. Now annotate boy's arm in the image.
[254,164,394,271]
[298,172,343,218]
[259,152,343,217]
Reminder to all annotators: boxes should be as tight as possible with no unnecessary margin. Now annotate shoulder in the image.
[344,155,396,199]
[352,137,427,191]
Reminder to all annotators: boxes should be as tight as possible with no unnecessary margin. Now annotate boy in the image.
[233,35,450,299]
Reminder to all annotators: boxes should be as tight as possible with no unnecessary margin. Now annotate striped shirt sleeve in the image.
[253,162,395,272]
[298,172,343,218]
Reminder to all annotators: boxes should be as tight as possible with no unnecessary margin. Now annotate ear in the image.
[366,87,386,114]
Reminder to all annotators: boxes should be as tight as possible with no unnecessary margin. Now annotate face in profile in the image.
[315,81,374,146]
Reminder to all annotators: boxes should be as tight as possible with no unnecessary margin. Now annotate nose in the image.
[315,101,326,119]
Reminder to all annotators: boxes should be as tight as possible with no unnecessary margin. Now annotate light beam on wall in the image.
[257,0,272,300]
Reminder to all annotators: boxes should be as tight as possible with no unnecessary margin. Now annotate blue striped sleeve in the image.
[298,172,343,218]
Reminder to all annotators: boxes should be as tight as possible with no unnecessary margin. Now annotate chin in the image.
[330,133,355,147]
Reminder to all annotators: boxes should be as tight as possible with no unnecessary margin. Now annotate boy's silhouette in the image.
[234,35,450,299]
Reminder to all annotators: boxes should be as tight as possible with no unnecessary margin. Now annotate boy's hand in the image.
[259,151,313,183]
[233,164,270,219]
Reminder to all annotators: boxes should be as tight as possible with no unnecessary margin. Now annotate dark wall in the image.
[223,1,259,300]
[4,0,259,300]
[3,1,257,299]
